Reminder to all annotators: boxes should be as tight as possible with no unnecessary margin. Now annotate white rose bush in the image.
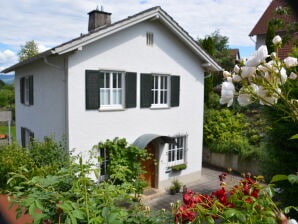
[220,36,298,123]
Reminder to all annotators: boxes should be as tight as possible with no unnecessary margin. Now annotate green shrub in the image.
[28,137,69,167]
[0,143,35,190]
[98,138,150,193]
[204,108,264,158]
[0,137,69,191]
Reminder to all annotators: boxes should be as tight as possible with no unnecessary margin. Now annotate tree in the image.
[18,40,39,61]
[265,22,276,54]
[198,30,235,72]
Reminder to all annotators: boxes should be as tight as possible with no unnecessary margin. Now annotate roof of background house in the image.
[249,0,298,36]
[229,48,240,60]
[2,6,222,73]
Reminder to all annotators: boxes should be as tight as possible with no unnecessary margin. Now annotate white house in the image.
[3,6,221,189]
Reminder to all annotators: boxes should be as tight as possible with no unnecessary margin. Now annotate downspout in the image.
[43,56,62,70]
[42,55,69,151]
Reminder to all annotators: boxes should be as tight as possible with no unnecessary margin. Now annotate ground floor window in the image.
[99,147,109,181]
[21,127,34,148]
[167,135,187,167]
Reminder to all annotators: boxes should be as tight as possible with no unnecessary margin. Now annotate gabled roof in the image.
[249,0,298,36]
[2,6,222,73]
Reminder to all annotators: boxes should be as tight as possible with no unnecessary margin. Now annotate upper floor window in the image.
[100,71,123,109]
[151,75,169,107]
[20,76,34,106]
[141,73,180,109]
[86,70,137,110]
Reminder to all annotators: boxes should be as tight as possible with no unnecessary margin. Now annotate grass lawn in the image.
[0,124,16,141]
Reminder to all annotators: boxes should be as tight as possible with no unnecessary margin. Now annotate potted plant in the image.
[171,163,187,172]
[172,179,182,193]
[169,185,177,195]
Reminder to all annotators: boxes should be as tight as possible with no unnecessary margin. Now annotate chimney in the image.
[88,7,111,32]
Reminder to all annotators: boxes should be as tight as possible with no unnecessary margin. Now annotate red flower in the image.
[175,205,196,224]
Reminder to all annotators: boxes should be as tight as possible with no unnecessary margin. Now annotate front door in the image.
[141,143,156,188]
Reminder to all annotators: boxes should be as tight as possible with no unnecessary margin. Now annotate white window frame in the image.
[151,74,170,108]
[99,71,124,110]
[167,135,187,167]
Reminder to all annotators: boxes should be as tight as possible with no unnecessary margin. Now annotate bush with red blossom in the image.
[173,171,297,224]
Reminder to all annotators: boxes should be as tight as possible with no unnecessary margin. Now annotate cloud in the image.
[0,0,271,62]
[0,49,18,68]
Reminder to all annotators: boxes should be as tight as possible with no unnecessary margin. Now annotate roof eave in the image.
[1,50,52,73]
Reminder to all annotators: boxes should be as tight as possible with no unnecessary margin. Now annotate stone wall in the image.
[203,147,260,175]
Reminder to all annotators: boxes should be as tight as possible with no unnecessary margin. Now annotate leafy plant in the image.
[98,138,150,194]
[173,172,298,224]
[8,151,172,224]
[171,164,187,172]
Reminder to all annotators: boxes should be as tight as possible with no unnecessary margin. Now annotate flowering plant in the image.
[173,171,297,224]
[220,35,298,123]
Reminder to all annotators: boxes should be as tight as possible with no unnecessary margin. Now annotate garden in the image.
[0,36,297,223]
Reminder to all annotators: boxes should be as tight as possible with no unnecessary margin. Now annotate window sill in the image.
[98,106,125,112]
[150,105,170,110]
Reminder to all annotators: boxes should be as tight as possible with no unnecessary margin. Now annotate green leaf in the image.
[270,174,288,183]
[206,216,215,224]
[28,203,37,216]
[72,209,85,220]
[224,208,237,218]
[288,174,298,184]
[289,134,298,139]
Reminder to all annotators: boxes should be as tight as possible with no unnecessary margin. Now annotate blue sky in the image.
[0,0,272,74]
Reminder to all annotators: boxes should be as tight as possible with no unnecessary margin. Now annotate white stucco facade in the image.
[15,56,67,144]
[9,7,221,189]
[67,20,205,186]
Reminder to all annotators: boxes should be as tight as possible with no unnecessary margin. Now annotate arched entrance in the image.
[133,134,175,189]
[141,142,156,188]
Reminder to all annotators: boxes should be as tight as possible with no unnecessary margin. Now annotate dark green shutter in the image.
[140,73,152,108]
[125,72,137,108]
[86,70,100,110]
[170,75,180,107]
[20,77,25,104]
[29,76,34,105]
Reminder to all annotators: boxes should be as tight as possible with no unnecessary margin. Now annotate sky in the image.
[0,0,272,74]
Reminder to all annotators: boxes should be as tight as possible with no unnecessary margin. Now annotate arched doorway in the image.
[141,142,156,188]
[133,134,175,189]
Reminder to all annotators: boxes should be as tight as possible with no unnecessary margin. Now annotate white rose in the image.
[220,81,235,107]
[234,65,240,73]
[223,71,231,78]
[272,35,282,45]
[271,52,277,59]
[238,93,253,106]
[288,219,298,224]
[280,67,287,84]
[289,72,297,80]
[246,45,268,67]
[241,66,256,78]
[232,74,242,82]
[284,57,298,68]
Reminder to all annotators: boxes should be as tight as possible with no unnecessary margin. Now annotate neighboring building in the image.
[229,48,240,64]
[249,0,298,59]
[2,7,221,189]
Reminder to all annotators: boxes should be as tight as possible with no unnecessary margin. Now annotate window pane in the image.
[100,89,110,105]
[104,73,110,88]
[112,89,122,104]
